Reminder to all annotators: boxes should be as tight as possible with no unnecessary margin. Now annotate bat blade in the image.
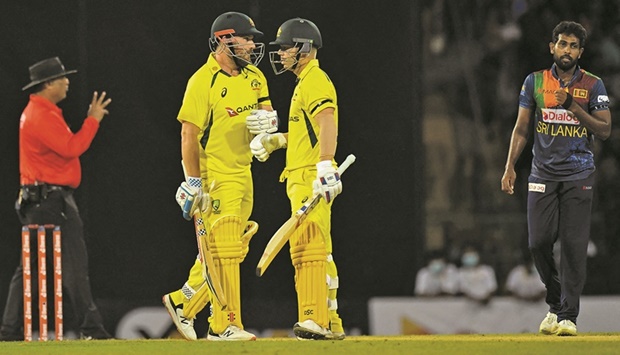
[256,154,357,277]
[256,216,299,277]
[181,160,226,309]
[194,212,228,310]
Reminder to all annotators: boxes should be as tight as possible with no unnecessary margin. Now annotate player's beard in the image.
[554,53,578,72]
[232,47,254,68]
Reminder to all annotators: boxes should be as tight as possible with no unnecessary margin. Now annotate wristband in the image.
[316,160,333,170]
[561,93,573,110]
[187,176,202,189]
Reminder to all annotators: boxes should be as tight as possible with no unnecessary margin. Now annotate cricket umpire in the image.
[0,57,112,341]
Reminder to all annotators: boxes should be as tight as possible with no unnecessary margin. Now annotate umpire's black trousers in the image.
[1,187,106,336]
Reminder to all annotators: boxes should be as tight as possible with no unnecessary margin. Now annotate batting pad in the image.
[290,222,329,328]
[208,216,244,334]
[183,281,212,320]
[325,254,345,333]
[327,255,340,310]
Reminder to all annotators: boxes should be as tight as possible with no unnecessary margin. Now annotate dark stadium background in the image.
[1,0,618,336]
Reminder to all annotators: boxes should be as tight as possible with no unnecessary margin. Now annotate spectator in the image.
[414,251,459,297]
[505,256,546,302]
[457,246,497,304]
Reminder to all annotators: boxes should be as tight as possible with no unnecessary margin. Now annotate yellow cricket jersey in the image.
[178,53,271,174]
[286,59,338,171]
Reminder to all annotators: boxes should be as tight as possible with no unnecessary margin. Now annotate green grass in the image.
[1,334,619,355]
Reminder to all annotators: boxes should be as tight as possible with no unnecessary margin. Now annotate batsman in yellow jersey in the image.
[163,12,278,341]
[250,18,346,340]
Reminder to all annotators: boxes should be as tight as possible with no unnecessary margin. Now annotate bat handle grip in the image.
[337,154,356,175]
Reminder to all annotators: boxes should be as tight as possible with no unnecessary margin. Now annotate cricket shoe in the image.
[162,294,197,340]
[539,312,559,335]
[294,319,333,340]
[556,320,577,336]
[207,325,256,341]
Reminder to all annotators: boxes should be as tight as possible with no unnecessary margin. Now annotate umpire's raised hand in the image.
[87,91,112,122]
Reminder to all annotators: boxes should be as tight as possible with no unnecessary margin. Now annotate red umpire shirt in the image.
[19,94,100,188]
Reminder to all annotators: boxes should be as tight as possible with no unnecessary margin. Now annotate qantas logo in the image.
[225,107,238,117]
[225,103,259,117]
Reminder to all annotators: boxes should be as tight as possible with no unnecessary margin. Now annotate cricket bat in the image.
[256,154,356,277]
[193,209,227,310]
[181,160,227,310]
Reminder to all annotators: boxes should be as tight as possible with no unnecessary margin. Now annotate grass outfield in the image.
[1,334,619,355]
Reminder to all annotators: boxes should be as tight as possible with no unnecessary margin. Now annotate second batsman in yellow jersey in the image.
[251,17,346,340]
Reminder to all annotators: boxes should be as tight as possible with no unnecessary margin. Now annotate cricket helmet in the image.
[270,18,322,49]
[269,18,322,75]
[210,12,264,40]
[209,12,265,67]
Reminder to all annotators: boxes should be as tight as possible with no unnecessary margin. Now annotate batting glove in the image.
[246,109,279,135]
[313,160,342,203]
[250,132,287,162]
[175,176,211,220]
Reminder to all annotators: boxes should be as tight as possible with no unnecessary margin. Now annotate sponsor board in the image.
[368,296,620,335]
